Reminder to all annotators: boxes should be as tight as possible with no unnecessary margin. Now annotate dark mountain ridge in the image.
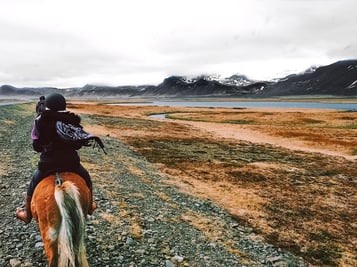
[139,76,263,97]
[1,59,356,98]
[259,60,357,97]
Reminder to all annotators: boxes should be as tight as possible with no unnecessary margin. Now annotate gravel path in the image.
[0,104,308,267]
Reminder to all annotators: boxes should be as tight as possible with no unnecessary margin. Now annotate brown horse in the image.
[31,172,90,267]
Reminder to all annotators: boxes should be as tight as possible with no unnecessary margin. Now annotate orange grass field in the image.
[69,101,357,267]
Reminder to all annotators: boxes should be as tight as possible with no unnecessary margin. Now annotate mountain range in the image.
[1,60,357,98]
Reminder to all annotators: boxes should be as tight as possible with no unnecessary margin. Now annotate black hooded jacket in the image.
[32,110,83,172]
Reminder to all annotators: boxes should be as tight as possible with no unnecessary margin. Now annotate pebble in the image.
[165,260,176,267]
[9,259,21,267]
[35,242,44,248]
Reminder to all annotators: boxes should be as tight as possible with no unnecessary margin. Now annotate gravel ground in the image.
[0,104,308,267]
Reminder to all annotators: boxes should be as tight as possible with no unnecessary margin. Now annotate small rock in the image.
[35,242,44,248]
[267,255,293,267]
[165,259,176,267]
[172,255,184,263]
[9,258,21,267]
[125,237,135,246]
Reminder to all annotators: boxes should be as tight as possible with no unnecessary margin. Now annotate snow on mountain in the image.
[220,74,254,86]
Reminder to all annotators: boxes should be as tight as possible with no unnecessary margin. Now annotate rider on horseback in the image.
[16,93,99,224]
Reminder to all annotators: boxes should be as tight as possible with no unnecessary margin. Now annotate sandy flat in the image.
[181,120,357,160]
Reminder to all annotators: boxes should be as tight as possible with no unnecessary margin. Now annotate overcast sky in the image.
[0,0,356,88]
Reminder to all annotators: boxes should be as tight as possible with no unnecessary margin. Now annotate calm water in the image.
[148,101,357,110]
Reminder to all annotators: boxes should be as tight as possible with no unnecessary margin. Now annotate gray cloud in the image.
[0,19,129,86]
[0,0,356,87]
